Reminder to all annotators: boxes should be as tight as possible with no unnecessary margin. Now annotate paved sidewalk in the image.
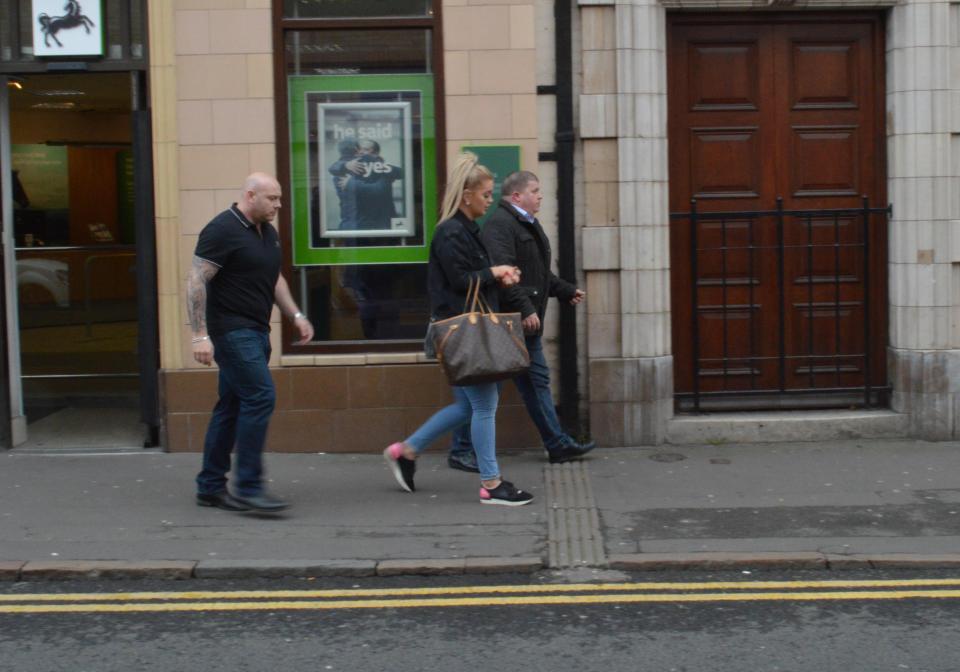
[2,439,960,580]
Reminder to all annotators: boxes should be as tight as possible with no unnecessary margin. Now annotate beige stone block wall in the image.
[443,0,540,173]
[150,0,278,370]
[888,0,960,438]
[579,4,617,138]
[578,0,673,445]
[149,0,183,371]
[581,134,621,356]
[578,4,621,363]
[887,0,953,351]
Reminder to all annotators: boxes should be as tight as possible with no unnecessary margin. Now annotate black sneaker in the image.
[384,442,416,492]
[547,441,596,464]
[448,452,480,473]
[479,481,534,506]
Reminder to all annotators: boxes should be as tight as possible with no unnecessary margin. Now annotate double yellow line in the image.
[4,578,960,614]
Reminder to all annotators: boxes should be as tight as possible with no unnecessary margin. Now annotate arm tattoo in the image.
[186,256,218,332]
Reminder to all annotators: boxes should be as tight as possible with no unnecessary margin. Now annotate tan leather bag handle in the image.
[464,276,494,315]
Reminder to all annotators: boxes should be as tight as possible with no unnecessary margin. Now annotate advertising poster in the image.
[31,0,103,57]
[317,102,414,239]
[288,74,437,266]
[11,144,69,210]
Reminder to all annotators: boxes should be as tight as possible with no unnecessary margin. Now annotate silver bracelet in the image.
[293,311,306,320]
[191,336,209,343]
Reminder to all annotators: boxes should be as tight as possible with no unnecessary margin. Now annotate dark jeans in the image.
[450,333,573,457]
[196,328,275,497]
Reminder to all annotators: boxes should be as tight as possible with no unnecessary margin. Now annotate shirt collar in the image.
[229,203,254,229]
[509,202,535,223]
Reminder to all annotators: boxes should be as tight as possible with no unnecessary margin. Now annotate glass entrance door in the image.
[7,72,143,449]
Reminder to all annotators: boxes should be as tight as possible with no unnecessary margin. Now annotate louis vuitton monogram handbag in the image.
[429,279,530,386]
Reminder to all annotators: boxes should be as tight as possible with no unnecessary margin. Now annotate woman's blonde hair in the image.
[438,152,494,222]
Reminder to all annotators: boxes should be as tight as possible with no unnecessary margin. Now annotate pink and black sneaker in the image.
[479,481,534,506]
[383,442,416,492]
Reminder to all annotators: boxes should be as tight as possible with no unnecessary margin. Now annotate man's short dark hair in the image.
[337,138,359,158]
[500,171,539,199]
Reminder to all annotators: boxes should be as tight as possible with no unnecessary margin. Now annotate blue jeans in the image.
[451,334,573,456]
[514,334,574,453]
[449,423,474,460]
[196,328,276,498]
[407,382,500,481]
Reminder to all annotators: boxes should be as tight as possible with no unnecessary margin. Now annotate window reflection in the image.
[286,30,429,76]
[9,134,138,377]
[284,0,431,19]
[302,264,428,341]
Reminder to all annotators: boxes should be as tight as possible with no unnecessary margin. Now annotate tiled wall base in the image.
[161,365,542,453]
[890,348,960,440]
[588,356,673,446]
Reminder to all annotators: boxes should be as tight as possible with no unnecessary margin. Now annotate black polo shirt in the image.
[194,204,282,336]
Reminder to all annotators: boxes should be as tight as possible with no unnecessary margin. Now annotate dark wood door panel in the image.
[789,42,860,110]
[668,13,887,403]
[688,42,762,111]
[669,22,773,214]
[689,127,762,199]
[790,126,861,197]
[776,21,877,210]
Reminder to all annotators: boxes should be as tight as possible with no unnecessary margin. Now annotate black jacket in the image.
[427,210,500,320]
[481,201,576,333]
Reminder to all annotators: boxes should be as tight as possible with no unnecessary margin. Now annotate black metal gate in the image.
[670,197,891,413]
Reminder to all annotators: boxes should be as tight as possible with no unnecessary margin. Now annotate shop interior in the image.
[7,72,145,451]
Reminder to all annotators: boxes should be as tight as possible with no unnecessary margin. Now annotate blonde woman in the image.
[383,153,533,505]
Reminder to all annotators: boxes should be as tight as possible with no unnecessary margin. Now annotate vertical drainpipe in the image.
[554,0,579,434]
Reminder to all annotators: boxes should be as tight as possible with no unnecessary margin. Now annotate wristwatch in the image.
[293,311,306,320]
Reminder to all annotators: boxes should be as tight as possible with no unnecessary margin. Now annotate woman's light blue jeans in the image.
[405,382,500,481]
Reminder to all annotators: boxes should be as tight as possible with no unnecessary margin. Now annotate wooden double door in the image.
[667,13,887,407]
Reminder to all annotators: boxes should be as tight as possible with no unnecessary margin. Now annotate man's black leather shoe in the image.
[448,453,480,473]
[231,492,290,512]
[196,491,250,511]
[548,441,597,464]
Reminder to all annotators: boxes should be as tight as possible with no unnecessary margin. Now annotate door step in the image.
[667,409,908,445]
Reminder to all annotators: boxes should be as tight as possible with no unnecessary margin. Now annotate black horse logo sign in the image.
[37,0,96,48]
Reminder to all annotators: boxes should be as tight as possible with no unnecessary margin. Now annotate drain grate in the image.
[649,452,686,463]
[544,461,607,568]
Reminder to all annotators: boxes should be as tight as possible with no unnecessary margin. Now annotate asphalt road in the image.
[3,570,960,672]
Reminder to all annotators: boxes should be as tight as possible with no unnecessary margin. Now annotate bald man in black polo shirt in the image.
[187,172,313,513]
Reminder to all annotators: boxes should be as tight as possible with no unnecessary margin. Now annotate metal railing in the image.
[670,196,891,412]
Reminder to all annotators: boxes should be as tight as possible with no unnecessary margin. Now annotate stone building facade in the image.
[575,0,960,443]
[140,0,960,449]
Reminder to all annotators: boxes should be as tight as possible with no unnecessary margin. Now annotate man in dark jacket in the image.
[447,171,594,471]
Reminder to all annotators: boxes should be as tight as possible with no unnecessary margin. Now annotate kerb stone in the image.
[0,562,24,581]
[21,560,195,580]
[194,559,376,579]
[376,559,466,576]
[608,552,827,570]
[463,557,543,574]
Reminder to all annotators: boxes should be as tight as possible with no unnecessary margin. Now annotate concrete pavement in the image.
[2,438,960,580]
